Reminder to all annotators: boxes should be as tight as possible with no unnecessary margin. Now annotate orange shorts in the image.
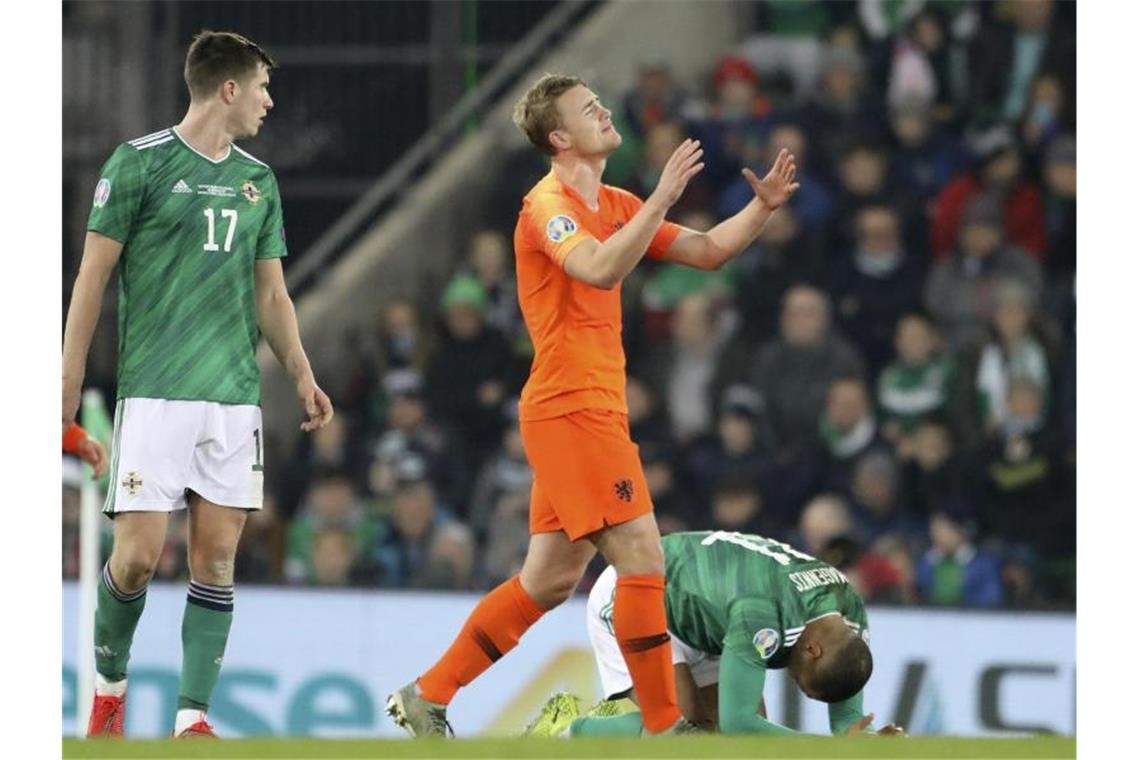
[521,409,654,541]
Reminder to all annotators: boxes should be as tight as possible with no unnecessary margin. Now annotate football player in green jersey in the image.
[62,30,333,739]
[527,531,905,737]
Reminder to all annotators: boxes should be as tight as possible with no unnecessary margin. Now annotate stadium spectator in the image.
[848,450,923,544]
[827,204,925,373]
[1041,135,1076,284]
[709,476,783,538]
[235,492,286,583]
[425,275,517,470]
[371,454,458,589]
[978,377,1065,556]
[469,405,531,588]
[416,522,477,591]
[625,374,673,455]
[719,122,834,230]
[916,511,1003,608]
[341,299,437,433]
[899,420,979,520]
[876,313,954,441]
[888,95,967,203]
[744,285,865,456]
[621,59,698,140]
[727,202,824,345]
[975,282,1052,434]
[924,192,1043,350]
[827,139,918,257]
[370,368,469,514]
[277,411,361,519]
[796,43,888,176]
[463,229,527,352]
[795,493,855,557]
[813,377,890,497]
[1019,74,1072,163]
[640,442,691,536]
[683,384,778,517]
[309,528,360,586]
[966,0,1075,125]
[693,55,772,190]
[638,293,731,443]
[883,7,968,124]
[930,125,1047,261]
[820,534,910,605]
[284,468,379,585]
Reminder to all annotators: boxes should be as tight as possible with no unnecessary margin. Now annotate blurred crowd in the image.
[63,1,1076,609]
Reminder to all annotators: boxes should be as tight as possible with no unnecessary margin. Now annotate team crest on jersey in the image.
[121,471,144,496]
[241,180,262,205]
[93,178,111,209]
[753,628,780,660]
[546,214,577,243]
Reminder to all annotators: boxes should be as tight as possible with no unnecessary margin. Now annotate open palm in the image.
[742,148,800,210]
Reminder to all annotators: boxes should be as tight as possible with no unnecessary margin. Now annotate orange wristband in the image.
[62,423,87,454]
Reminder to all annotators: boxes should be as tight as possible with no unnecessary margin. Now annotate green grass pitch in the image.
[63,735,1075,759]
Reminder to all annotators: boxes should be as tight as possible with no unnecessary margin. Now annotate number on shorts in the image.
[252,428,264,472]
[700,531,816,566]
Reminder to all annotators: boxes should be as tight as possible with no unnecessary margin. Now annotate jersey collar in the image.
[171,126,233,165]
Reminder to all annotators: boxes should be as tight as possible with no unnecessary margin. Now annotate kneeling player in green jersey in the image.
[63,31,333,738]
[528,531,904,737]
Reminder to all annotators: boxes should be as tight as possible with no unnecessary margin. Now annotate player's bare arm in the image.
[562,138,704,289]
[662,148,800,270]
[62,231,124,433]
[253,258,333,431]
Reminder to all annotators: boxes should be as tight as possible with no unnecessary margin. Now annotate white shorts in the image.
[104,398,264,514]
[586,565,720,699]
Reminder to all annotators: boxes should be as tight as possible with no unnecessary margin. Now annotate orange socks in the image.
[614,574,681,733]
[417,575,545,705]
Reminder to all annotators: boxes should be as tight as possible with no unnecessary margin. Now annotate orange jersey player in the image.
[63,422,109,479]
[387,73,798,737]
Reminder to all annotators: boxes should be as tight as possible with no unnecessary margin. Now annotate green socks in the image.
[570,710,646,736]
[178,580,234,711]
[94,563,147,682]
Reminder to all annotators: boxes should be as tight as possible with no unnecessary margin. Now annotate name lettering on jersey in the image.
[546,214,578,243]
[93,178,111,208]
[241,180,262,205]
[788,566,850,593]
[197,184,237,198]
[172,179,193,194]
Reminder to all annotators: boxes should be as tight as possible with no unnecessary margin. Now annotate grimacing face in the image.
[551,85,622,157]
[231,63,274,139]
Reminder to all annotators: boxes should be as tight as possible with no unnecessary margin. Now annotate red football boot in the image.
[86,692,125,738]
[174,717,218,738]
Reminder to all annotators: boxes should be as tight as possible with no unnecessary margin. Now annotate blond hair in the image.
[512,73,586,156]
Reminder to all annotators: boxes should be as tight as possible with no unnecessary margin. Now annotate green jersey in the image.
[663,531,869,672]
[87,127,288,405]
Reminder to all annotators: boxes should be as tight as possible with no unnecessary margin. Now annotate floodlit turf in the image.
[63,735,1075,759]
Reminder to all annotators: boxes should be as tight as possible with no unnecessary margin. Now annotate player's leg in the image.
[590,512,681,733]
[173,401,262,737]
[175,493,247,736]
[90,397,189,737]
[410,528,594,707]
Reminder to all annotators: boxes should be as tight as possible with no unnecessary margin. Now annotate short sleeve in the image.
[525,192,594,267]
[257,173,288,260]
[612,188,682,260]
[723,597,783,669]
[87,145,146,244]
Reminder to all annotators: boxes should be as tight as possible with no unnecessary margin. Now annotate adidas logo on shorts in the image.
[172,179,193,194]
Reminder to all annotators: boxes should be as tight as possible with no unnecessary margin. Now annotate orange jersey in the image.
[514,170,682,421]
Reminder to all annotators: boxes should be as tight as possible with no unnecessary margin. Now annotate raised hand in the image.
[741,148,800,211]
[649,138,704,210]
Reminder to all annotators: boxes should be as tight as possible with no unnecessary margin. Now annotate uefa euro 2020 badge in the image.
[753,628,780,661]
[241,179,262,205]
[93,178,111,209]
[546,214,577,243]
